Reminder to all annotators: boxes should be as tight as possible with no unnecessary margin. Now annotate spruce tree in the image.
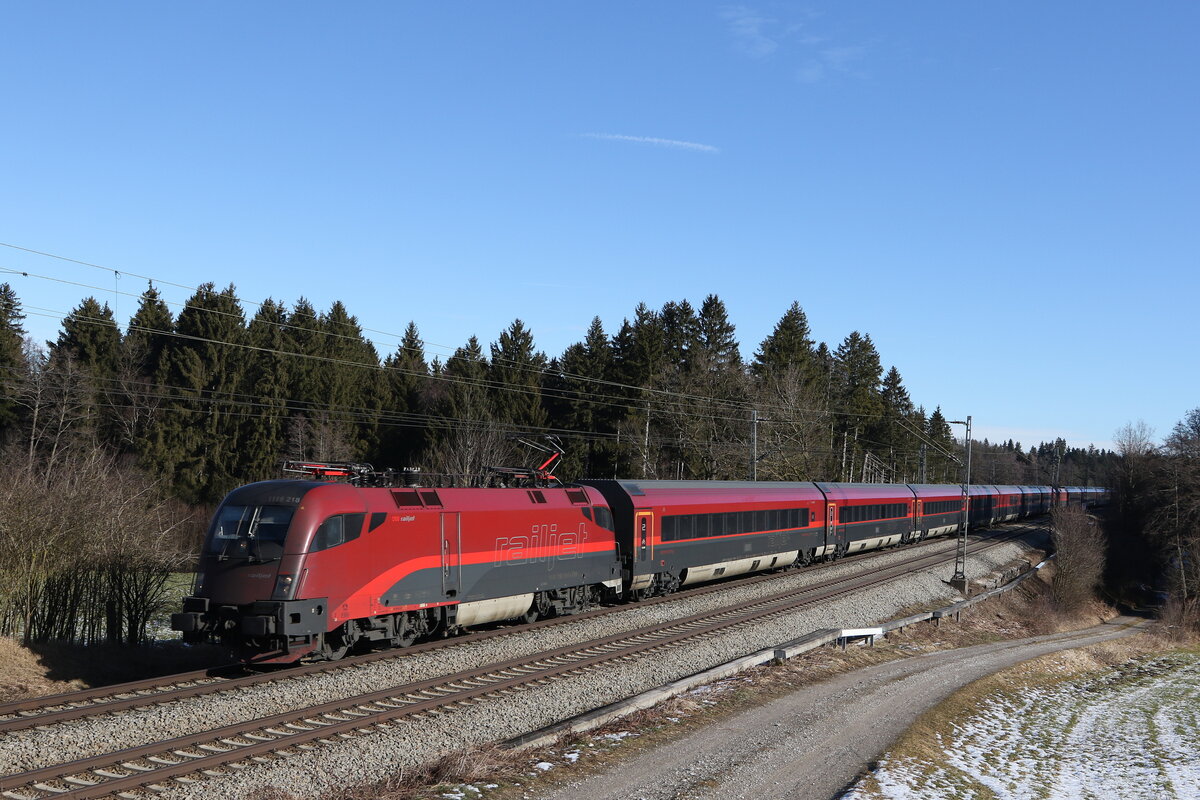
[875,365,916,478]
[118,283,174,455]
[660,300,700,373]
[609,305,669,477]
[618,303,666,388]
[51,297,123,446]
[239,299,291,481]
[0,284,28,439]
[284,297,323,415]
[675,295,747,479]
[124,283,173,381]
[148,283,247,503]
[926,406,957,482]
[377,321,430,469]
[832,331,884,479]
[752,301,815,379]
[489,319,547,430]
[696,294,741,371]
[53,297,121,375]
[548,316,616,477]
[426,336,509,484]
[318,301,382,459]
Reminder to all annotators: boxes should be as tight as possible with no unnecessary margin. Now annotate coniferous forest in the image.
[0,281,1117,645]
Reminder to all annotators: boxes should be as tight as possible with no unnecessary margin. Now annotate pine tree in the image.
[318,301,382,459]
[117,283,174,455]
[239,299,291,481]
[52,298,122,376]
[875,365,915,472]
[833,331,884,429]
[426,336,509,484]
[674,295,747,479]
[695,294,741,372]
[752,301,815,380]
[926,406,957,482]
[0,284,28,439]
[547,317,616,477]
[489,319,547,430]
[376,321,430,469]
[660,300,699,373]
[148,283,247,503]
[51,297,123,447]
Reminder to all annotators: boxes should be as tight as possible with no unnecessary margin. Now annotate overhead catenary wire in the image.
[3,276,919,436]
[3,308,958,472]
[0,243,967,462]
[6,291,854,432]
[0,245,905,423]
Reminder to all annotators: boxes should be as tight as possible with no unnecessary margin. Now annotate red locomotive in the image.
[172,463,1107,662]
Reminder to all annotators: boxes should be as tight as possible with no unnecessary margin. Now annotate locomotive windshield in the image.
[205,504,295,562]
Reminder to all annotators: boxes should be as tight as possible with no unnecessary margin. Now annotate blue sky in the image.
[2,2,1197,452]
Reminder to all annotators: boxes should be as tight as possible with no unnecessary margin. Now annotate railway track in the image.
[0,522,1035,735]
[0,524,1040,799]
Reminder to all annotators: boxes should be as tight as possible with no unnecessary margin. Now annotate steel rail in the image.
[0,521,1035,734]
[0,527,1035,799]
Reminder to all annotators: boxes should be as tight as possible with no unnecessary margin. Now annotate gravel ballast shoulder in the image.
[104,530,1049,800]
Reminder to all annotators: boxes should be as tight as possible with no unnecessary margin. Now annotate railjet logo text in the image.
[494,523,589,566]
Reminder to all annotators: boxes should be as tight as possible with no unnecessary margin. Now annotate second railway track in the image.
[0,523,1035,735]
[0,524,1042,800]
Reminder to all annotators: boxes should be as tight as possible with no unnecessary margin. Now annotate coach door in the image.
[827,502,841,555]
[635,510,654,562]
[440,512,461,598]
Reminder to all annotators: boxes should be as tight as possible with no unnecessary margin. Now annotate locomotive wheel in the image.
[319,622,359,660]
[390,615,418,648]
[522,595,543,624]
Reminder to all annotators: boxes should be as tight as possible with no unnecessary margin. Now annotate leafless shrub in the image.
[1050,506,1106,614]
[0,447,194,645]
[1156,596,1200,641]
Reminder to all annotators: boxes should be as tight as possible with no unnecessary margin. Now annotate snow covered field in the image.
[843,650,1200,800]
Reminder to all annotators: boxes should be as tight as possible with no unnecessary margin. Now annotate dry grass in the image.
[0,635,85,701]
[1156,597,1200,643]
[0,636,230,703]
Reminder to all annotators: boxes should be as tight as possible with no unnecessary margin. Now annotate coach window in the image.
[679,515,694,539]
[663,517,678,541]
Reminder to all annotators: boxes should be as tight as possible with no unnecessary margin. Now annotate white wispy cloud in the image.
[582,133,720,154]
[720,5,870,86]
[798,44,868,84]
[721,5,780,58]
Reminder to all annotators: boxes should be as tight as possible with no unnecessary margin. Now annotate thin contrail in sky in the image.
[583,133,719,153]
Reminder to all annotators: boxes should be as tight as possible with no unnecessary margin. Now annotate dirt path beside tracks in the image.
[532,616,1148,800]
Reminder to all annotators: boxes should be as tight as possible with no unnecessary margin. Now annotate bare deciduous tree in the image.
[1050,505,1107,613]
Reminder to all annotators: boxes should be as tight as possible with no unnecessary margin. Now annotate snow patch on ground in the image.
[842,652,1200,800]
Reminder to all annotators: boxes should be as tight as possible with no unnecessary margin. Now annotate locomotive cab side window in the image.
[310,513,366,553]
[593,506,614,530]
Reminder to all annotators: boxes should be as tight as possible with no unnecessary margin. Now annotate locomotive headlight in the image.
[272,573,295,600]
